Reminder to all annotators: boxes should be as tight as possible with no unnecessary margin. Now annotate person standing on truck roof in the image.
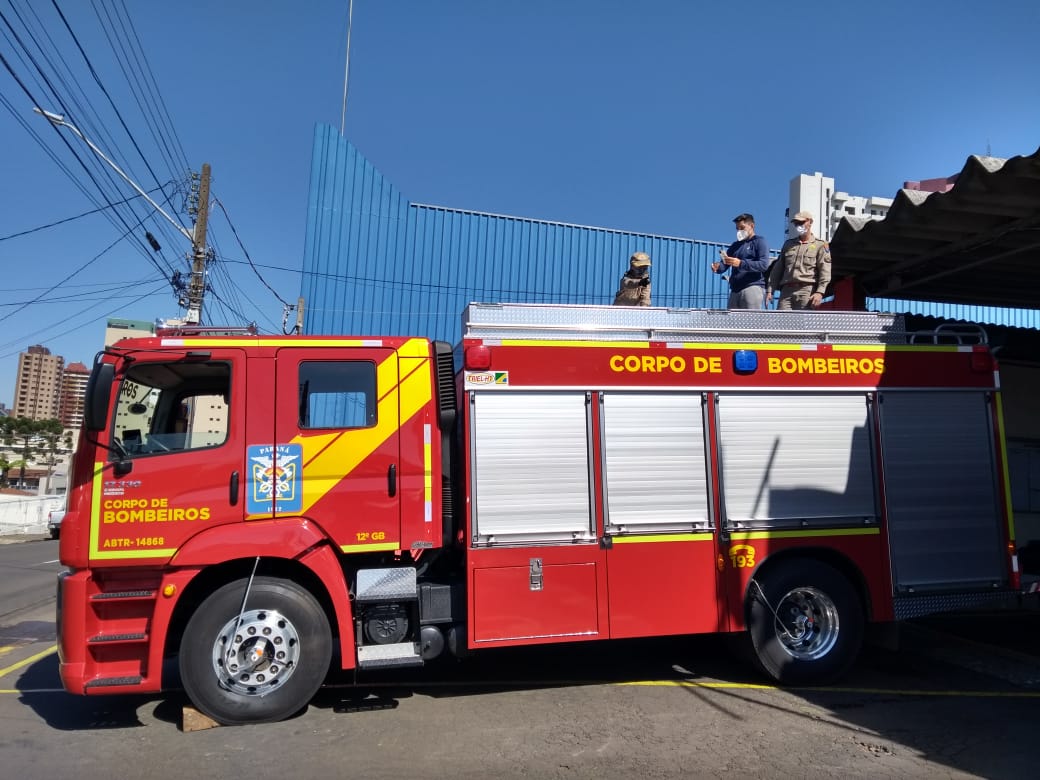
[613,251,652,306]
[712,213,770,309]
[766,211,832,310]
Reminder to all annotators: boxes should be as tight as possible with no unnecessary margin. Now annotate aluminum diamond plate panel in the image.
[356,567,418,601]
[463,303,907,344]
[356,642,423,667]
[893,590,1017,620]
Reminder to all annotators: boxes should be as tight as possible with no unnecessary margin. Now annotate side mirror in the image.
[84,363,115,431]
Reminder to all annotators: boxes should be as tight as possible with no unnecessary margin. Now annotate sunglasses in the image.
[792,220,807,225]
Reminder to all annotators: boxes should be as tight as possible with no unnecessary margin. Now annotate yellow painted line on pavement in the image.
[0,645,16,657]
[619,679,1040,698]
[0,645,57,680]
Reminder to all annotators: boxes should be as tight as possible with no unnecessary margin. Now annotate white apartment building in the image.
[786,172,893,240]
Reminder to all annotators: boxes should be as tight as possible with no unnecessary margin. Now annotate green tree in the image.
[1,417,64,489]
[36,419,67,494]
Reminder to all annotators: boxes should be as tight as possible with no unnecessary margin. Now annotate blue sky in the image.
[1,0,1039,407]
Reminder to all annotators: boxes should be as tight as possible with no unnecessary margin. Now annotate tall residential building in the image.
[787,172,893,240]
[60,362,90,429]
[12,345,64,421]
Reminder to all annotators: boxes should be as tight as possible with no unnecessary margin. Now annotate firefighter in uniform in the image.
[766,211,831,310]
[613,251,652,306]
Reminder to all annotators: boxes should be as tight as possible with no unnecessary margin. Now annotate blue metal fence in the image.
[301,124,1038,342]
[301,125,740,343]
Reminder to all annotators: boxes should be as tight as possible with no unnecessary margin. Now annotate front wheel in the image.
[747,560,863,686]
[179,576,332,725]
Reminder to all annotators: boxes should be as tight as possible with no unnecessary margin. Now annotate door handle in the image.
[229,470,240,506]
[387,464,397,497]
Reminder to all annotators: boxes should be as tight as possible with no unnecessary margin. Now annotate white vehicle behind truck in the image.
[48,501,66,539]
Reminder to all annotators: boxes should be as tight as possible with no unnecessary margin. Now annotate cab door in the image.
[271,348,401,552]
[90,349,245,562]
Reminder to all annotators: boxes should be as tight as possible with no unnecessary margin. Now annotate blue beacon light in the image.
[733,350,758,374]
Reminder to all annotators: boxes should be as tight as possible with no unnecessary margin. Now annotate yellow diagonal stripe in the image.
[0,645,57,680]
[293,339,432,516]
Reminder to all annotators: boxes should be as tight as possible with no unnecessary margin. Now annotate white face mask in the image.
[795,224,808,236]
[736,229,748,242]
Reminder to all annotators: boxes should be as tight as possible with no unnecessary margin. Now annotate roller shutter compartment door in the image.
[716,393,877,528]
[471,392,593,543]
[879,391,1006,590]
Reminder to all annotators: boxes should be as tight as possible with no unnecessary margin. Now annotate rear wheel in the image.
[747,560,863,685]
[179,577,332,725]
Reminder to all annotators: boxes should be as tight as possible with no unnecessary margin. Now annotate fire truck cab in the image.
[57,304,1018,724]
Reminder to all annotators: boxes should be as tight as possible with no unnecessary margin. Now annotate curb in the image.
[0,533,52,545]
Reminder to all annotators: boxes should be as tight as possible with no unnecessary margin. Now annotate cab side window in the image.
[298,361,376,429]
[112,362,231,458]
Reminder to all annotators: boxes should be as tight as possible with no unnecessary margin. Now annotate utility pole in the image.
[34,109,213,325]
[185,163,211,324]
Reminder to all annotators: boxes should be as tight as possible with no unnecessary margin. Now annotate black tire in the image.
[179,577,332,725]
[746,560,863,686]
[50,529,60,540]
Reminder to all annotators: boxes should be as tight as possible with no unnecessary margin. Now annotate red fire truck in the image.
[57,304,1018,724]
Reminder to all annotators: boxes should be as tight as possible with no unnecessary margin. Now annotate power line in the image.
[211,197,293,308]
[109,0,190,172]
[0,182,170,241]
[2,2,274,337]
[81,0,189,206]
[206,286,253,329]
[0,279,168,360]
[1,285,163,306]
[0,4,164,262]
[220,257,726,308]
[0,216,168,325]
[207,258,280,332]
[22,0,192,258]
[0,272,158,350]
[0,89,108,208]
[2,279,153,292]
[1,3,186,277]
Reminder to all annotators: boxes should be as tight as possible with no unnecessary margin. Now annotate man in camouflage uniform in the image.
[613,251,651,306]
[766,211,831,310]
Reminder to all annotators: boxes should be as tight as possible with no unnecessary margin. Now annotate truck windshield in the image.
[111,361,231,459]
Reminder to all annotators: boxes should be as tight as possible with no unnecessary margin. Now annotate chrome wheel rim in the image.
[772,586,839,660]
[211,609,300,696]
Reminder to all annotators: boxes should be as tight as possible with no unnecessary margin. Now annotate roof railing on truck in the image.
[907,322,988,345]
[462,303,929,346]
[155,324,259,338]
